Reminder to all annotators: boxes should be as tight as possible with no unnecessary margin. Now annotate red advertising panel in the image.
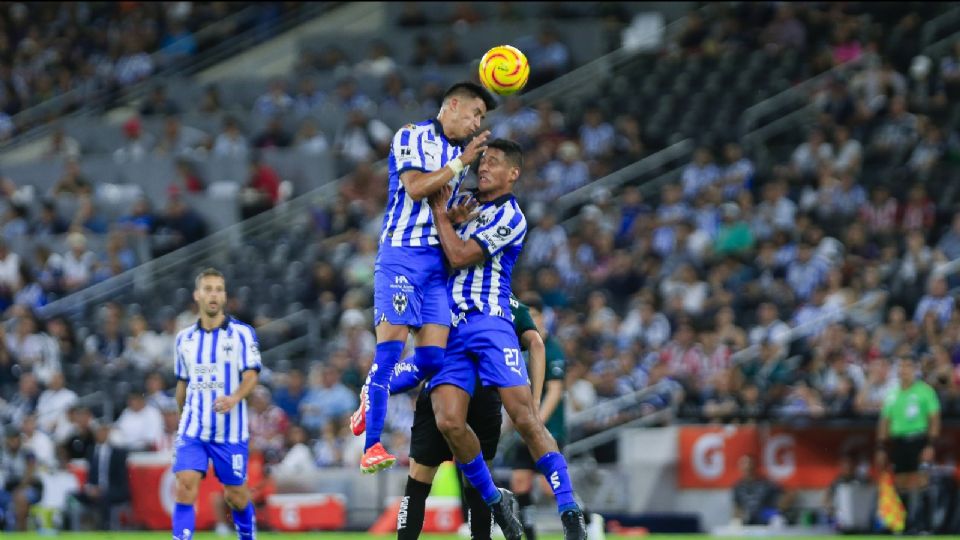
[678,425,760,488]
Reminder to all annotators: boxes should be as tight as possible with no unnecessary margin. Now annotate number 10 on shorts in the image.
[232,454,244,479]
[504,348,523,377]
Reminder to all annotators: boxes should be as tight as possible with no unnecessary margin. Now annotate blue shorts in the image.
[373,244,450,328]
[428,311,529,396]
[172,436,249,486]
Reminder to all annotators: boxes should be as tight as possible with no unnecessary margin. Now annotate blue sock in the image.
[535,452,579,513]
[457,453,501,506]
[231,501,256,540]
[365,341,405,450]
[390,346,445,395]
[173,503,195,540]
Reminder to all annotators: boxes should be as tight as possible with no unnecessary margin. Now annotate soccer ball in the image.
[478,45,530,96]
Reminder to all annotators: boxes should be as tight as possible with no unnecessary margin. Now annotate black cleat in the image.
[561,508,588,540]
[491,488,523,540]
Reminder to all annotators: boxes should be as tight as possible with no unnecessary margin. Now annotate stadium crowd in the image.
[0,0,959,532]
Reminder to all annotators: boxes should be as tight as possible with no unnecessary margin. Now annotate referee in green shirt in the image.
[876,355,941,533]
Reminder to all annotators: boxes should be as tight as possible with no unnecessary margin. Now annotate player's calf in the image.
[224,485,256,540]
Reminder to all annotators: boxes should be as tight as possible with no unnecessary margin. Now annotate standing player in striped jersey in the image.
[351,81,497,474]
[426,139,587,540]
[172,268,262,540]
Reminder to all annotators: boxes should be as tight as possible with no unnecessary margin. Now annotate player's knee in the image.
[435,413,467,439]
[224,487,249,509]
[175,476,200,503]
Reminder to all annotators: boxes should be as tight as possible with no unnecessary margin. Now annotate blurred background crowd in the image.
[1,0,960,531]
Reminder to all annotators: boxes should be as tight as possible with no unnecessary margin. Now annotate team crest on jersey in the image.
[475,212,494,226]
[222,341,233,354]
[393,292,408,315]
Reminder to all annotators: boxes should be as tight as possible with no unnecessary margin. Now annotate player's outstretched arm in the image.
[400,130,489,200]
[429,186,485,269]
[521,329,546,407]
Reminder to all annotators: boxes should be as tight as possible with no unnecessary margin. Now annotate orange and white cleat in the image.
[351,384,369,436]
[360,442,397,474]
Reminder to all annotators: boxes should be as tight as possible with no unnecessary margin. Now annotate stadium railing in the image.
[0,3,335,153]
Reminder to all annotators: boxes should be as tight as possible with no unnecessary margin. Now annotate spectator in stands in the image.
[935,213,960,261]
[894,229,934,302]
[75,421,130,531]
[113,116,154,164]
[755,180,796,239]
[253,79,293,118]
[253,115,292,149]
[871,95,918,159]
[719,142,754,201]
[855,358,895,414]
[82,304,126,370]
[859,185,899,240]
[273,369,307,424]
[139,85,180,117]
[151,195,209,257]
[293,78,324,116]
[354,40,397,78]
[579,106,615,161]
[332,309,376,363]
[272,424,321,486]
[92,231,137,283]
[732,454,789,526]
[913,276,954,328]
[294,118,330,154]
[816,76,857,128]
[159,19,197,63]
[32,201,69,239]
[144,371,176,412]
[212,115,249,158]
[524,26,571,87]
[5,310,60,387]
[714,202,754,257]
[789,128,833,182]
[299,364,357,435]
[61,232,96,293]
[542,140,590,200]
[436,33,467,65]
[681,146,721,201]
[249,385,290,462]
[59,406,96,461]
[199,85,223,114]
[906,124,944,181]
[35,372,77,436]
[333,106,392,168]
[831,124,862,175]
[154,403,179,456]
[44,126,81,160]
[113,389,162,452]
[241,154,281,220]
[749,302,791,350]
[122,315,165,373]
[760,3,806,54]
[19,414,54,470]
[116,197,155,237]
[50,158,92,197]
[899,185,936,234]
[0,425,44,531]
[618,297,671,350]
[114,35,154,86]
[154,115,209,157]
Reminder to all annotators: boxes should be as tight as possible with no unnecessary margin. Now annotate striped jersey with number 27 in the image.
[174,318,262,444]
[380,119,469,247]
[449,192,527,320]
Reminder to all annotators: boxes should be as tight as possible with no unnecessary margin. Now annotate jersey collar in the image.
[471,189,515,208]
[431,118,459,145]
[195,315,231,333]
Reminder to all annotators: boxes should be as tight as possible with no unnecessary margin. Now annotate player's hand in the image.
[429,185,452,213]
[874,448,887,469]
[460,130,490,165]
[214,395,239,414]
[447,195,480,224]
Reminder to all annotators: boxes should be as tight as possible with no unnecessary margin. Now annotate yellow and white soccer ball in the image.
[478,45,530,96]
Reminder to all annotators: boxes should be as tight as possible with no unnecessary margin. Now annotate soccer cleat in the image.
[351,384,369,436]
[360,442,397,474]
[561,509,588,540]
[490,488,523,540]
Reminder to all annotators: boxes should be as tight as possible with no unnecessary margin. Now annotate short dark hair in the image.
[485,138,523,170]
[443,81,497,112]
[195,267,225,290]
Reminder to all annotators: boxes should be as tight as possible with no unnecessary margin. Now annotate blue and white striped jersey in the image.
[380,119,469,247]
[448,193,527,321]
[174,318,262,444]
